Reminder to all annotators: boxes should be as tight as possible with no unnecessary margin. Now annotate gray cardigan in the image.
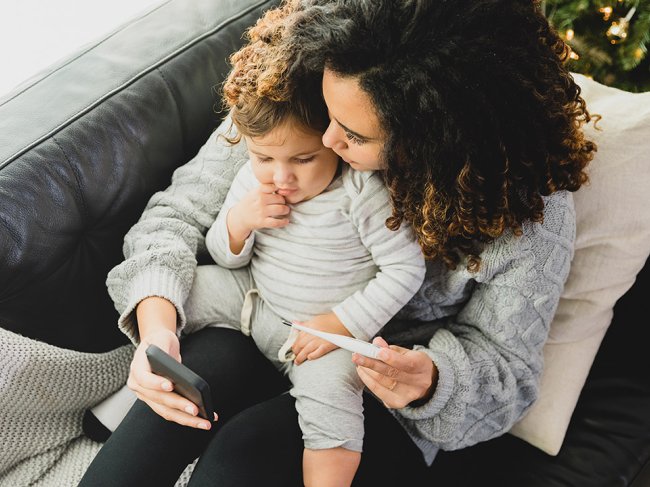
[106,117,575,462]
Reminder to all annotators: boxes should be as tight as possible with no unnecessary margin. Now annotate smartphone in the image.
[145,344,214,421]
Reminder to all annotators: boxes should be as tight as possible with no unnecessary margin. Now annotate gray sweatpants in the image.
[183,265,365,452]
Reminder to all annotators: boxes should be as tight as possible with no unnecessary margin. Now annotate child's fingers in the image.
[294,340,319,365]
[306,343,331,360]
[263,202,290,218]
[291,332,307,355]
[263,217,290,228]
[259,183,278,194]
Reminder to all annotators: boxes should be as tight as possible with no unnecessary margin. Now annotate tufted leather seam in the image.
[0,0,276,171]
[52,137,90,224]
[156,67,187,156]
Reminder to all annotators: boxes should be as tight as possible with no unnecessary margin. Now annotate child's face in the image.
[246,121,340,204]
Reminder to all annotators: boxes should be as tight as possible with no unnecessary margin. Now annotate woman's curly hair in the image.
[284,0,597,270]
[222,0,327,141]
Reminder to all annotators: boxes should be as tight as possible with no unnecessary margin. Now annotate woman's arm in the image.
[355,191,576,450]
[105,118,248,428]
[106,117,249,344]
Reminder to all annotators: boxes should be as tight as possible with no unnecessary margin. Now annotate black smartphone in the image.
[145,344,214,421]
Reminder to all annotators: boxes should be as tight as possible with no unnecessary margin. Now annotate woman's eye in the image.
[345,131,365,145]
[296,156,315,164]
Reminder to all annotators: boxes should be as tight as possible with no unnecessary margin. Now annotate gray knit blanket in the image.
[0,328,201,487]
[0,328,132,485]
[0,329,128,485]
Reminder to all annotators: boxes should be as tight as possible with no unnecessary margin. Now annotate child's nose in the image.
[273,164,294,185]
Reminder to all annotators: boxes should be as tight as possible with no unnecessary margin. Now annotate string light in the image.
[569,51,580,60]
[565,29,575,40]
[599,6,613,20]
[606,6,637,44]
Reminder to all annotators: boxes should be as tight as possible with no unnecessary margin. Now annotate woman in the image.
[79,0,595,485]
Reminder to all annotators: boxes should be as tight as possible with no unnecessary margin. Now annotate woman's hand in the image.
[127,328,216,430]
[352,336,438,409]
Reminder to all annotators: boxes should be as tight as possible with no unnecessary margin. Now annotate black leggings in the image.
[78,327,429,486]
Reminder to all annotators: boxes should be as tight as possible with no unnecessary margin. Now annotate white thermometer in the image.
[281,319,382,359]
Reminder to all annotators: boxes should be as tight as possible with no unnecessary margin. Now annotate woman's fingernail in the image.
[185,406,195,415]
[198,422,210,430]
[213,413,219,421]
[162,381,172,391]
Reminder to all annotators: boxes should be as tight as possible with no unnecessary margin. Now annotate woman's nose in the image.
[322,121,347,152]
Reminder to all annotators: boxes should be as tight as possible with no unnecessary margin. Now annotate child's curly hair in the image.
[284,0,597,270]
[222,0,327,141]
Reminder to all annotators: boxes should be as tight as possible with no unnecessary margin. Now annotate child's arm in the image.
[206,163,290,267]
[293,172,425,363]
[333,171,426,340]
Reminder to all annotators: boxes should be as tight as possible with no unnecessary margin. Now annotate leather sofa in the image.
[1,0,648,485]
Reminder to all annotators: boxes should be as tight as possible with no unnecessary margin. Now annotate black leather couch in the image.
[1,0,648,485]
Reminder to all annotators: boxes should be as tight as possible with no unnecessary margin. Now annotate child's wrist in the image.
[227,207,252,241]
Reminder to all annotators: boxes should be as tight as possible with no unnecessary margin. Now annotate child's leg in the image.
[288,348,365,487]
[183,264,254,335]
[303,448,361,487]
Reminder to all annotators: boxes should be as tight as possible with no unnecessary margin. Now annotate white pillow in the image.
[509,73,650,455]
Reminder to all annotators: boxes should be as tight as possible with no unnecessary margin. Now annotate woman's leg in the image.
[79,327,290,487]
[186,390,430,487]
[187,392,303,487]
[354,393,431,486]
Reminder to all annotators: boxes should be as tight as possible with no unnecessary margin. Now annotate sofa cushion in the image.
[509,73,650,455]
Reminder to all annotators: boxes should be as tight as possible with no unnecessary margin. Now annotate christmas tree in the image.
[544,0,650,92]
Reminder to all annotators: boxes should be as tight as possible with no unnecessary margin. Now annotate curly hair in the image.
[284,0,596,270]
[221,0,327,141]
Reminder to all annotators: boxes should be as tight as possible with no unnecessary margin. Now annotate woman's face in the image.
[321,68,385,172]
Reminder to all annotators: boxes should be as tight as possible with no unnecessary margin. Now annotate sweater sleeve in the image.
[105,117,248,344]
[205,162,257,269]
[392,191,576,451]
[332,171,426,341]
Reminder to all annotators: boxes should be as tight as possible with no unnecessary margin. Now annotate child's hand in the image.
[228,183,290,239]
[292,313,352,365]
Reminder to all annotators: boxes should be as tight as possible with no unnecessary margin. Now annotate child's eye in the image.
[257,157,272,163]
[295,156,315,164]
[344,131,365,145]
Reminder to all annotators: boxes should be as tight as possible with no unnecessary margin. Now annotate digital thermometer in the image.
[281,319,382,359]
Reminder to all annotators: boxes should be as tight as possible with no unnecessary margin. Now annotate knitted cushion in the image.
[509,74,650,455]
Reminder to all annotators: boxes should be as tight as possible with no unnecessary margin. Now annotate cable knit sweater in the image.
[106,117,575,462]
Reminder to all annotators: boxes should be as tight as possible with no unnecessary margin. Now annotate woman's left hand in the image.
[353,336,438,409]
